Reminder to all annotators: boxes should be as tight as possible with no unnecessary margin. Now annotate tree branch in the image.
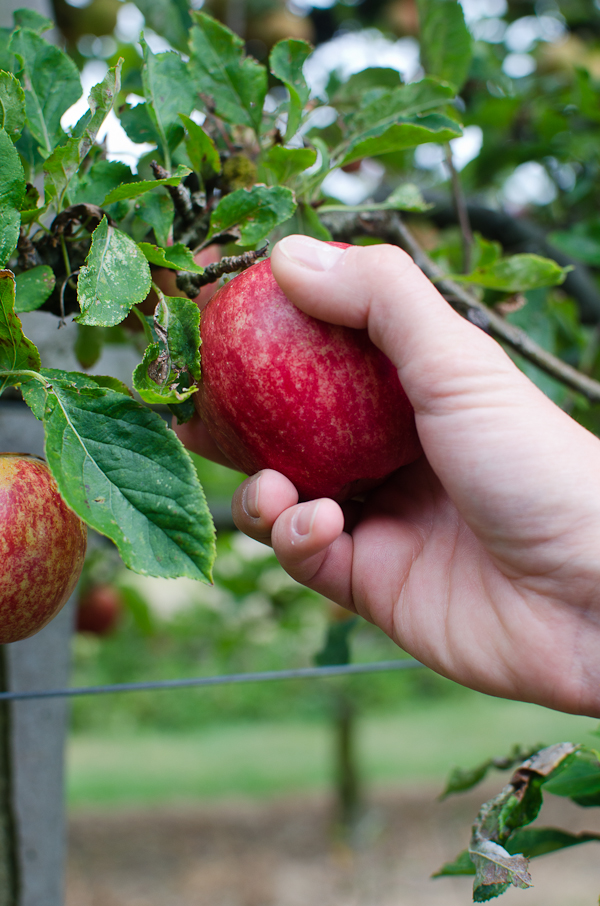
[320,209,600,405]
[176,245,269,297]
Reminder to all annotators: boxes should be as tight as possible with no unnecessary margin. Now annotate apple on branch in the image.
[0,454,87,643]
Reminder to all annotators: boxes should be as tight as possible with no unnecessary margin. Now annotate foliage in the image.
[0,1,577,582]
[435,743,600,900]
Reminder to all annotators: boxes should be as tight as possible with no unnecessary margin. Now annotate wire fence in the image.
[0,658,424,702]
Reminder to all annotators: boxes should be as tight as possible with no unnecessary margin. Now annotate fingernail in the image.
[292,500,320,537]
[278,236,345,272]
[243,476,260,519]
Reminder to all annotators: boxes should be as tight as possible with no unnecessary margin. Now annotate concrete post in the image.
[0,401,74,906]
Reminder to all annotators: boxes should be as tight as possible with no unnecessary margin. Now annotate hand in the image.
[227,236,600,717]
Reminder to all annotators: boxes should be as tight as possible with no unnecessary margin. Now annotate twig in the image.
[319,209,600,404]
[58,270,80,328]
[444,143,474,273]
[176,244,269,297]
[150,161,195,226]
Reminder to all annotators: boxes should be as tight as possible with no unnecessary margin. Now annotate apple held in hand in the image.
[195,246,422,503]
[0,454,87,643]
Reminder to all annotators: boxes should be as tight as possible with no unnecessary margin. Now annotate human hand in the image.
[227,236,600,717]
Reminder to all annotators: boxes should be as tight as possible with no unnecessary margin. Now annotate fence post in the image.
[0,400,73,906]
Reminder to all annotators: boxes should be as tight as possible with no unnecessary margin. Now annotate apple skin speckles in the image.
[195,250,422,503]
[0,454,87,643]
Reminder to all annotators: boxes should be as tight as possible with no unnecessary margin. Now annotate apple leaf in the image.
[416,0,473,91]
[102,164,191,205]
[14,264,55,312]
[43,61,122,207]
[261,146,317,184]
[69,159,134,208]
[506,826,600,858]
[0,125,26,266]
[9,26,81,156]
[179,114,221,178]
[77,216,152,326]
[450,253,571,292]
[349,79,457,132]
[206,185,296,245]
[432,849,476,877]
[133,192,174,248]
[12,9,53,33]
[340,113,462,167]
[0,70,26,140]
[188,12,267,134]
[36,369,215,580]
[141,39,196,166]
[320,183,431,216]
[138,242,205,273]
[269,39,312,139]
[542,747,600,804]
[133,292,201,405]
[0,268,41,392]
[470,841,531,902]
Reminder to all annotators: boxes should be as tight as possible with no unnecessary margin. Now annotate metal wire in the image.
[0,658,424,702]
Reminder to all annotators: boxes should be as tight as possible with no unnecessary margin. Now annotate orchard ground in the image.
[66,691,600,905]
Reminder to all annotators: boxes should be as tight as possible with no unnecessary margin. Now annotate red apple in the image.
[0,453,87,643]
[194,246,422,502]
[77,584,122,635]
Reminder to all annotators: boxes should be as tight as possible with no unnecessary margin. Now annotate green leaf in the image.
[119,101,160,147]
[77,217,152,327]
[74,323,103,370]
[133,191,174,247]
[12,9,53,33]
[141,39,196,169]
[0,268,41,392]
[314,617,357,666]
[207,185,296,245]
[261,146,317,184]
[340,113,462,167]
[37,370,215,580]
[332,68,403,109]
[542,747,600,802]
[442,761,493,798]
[0,70,26,140]
[269,39,312,139]
[179,114,221,178]
[43,61,122,207]
[70,159,135,208]
[188,12,267,134]
[9,27,81,156]
[133,292,201,404]
[14,264,54,312]
[450,253,571,293]
[506,826,600,859]
[102,164,191,205]
[319,183,431,216]
[432,849,476,877]
[549,222,600,267]
[131,0,192,54]
[349,79,457,133]
[295,203,332,241]
[0,126,26,266]
[416,0,473,91]
[138,242,205,273]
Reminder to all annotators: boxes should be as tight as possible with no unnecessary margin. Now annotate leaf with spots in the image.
[76,216,152,327]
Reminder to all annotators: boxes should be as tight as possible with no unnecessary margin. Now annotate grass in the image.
[67,688,599,808]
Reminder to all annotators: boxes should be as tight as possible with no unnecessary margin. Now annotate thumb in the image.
[270,234,524,419]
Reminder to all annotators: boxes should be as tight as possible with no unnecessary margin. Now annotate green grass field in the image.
[67,689,599,807]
